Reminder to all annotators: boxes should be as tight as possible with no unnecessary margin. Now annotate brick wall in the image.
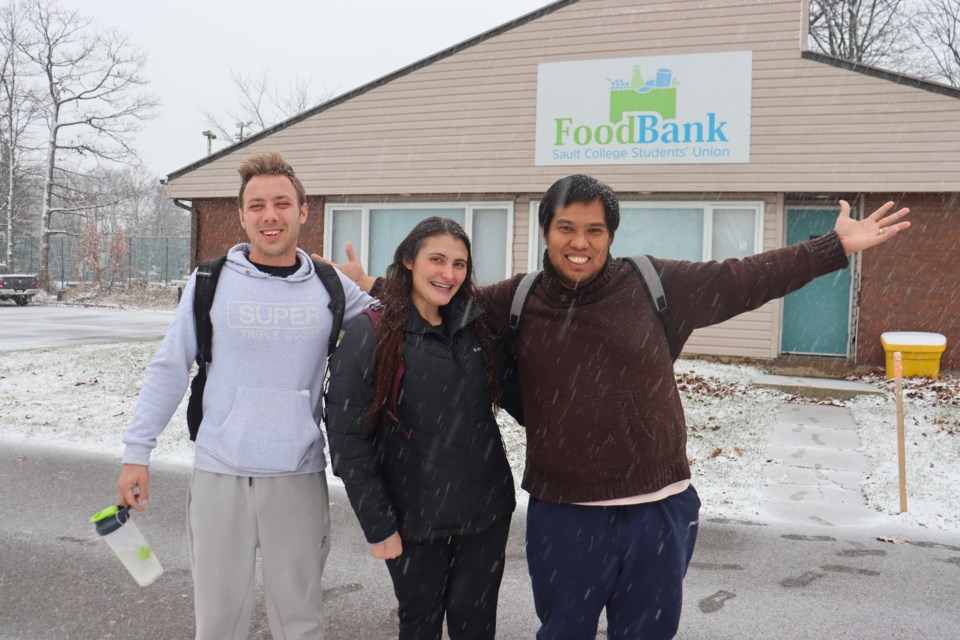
[192,196,326,265]
[857,193,960,372]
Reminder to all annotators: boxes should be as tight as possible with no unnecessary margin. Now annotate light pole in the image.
[236,121,253,141]
[201,130,217,155]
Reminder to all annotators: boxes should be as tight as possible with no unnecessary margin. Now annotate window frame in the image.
[528,199,765,270]
[324,201,515,281]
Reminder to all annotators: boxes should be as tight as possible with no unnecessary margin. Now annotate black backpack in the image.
[185,256,346,441]
[508,255,674,356]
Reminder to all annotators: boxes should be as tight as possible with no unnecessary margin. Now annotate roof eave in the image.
[801,50,960,100]
[165,0,577,183]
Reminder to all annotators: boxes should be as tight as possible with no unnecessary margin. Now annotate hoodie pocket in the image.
[203,387,320,473]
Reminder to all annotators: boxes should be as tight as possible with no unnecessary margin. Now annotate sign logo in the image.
[609,66,678,123]
[535,52,752,166]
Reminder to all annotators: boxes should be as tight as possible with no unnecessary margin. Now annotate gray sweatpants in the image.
[186,470,331,640]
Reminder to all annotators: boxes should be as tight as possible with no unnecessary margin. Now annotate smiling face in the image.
[403,233,469,324]
[238,174,308,266]
[542,199,612,289]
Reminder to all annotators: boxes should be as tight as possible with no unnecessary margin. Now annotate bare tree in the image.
[910,0,960,86]
[104,221,129,289]
[76,219,101,285]
[20,0,156,290]
[808,0,913,69]
[202,68,333,146]
[0,0,40,269]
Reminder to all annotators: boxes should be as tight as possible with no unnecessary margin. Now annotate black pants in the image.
[385,518,511,640]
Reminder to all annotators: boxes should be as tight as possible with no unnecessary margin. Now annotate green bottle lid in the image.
[90,505,130,536]
[90,506,120,523]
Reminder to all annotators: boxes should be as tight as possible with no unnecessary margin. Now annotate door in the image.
[781,208,851,356]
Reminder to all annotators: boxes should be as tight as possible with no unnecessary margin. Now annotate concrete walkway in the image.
[755,375,885,527]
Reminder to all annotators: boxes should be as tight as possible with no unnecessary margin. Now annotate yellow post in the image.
[894,352,907,513]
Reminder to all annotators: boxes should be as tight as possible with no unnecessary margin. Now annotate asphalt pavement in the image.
[0,305,174,351]
[2,307,958,638]
[2,440,959,640]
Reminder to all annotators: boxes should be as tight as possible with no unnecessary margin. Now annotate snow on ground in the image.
[847,375,960,531]
[2,340,958,532]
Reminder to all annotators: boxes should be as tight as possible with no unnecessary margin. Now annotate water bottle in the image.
[90,505,163,587]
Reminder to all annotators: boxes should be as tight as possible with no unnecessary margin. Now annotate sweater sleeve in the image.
[475,275,525,335]
[121,274,200,466]
[325,315,399,543]
[493,336,524,426]
[659,231,849,353]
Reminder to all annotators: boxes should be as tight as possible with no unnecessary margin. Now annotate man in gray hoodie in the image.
[116,152,372,640]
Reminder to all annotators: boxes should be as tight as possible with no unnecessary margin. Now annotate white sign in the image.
[535,51,752,165]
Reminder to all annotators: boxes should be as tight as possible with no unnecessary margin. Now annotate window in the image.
[528,200,763,269]
[325,203,513,285]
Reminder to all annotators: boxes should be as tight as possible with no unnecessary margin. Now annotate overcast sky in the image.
[58,0,556,179]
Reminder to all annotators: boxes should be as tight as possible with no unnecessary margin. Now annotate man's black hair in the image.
[538,174,620,235]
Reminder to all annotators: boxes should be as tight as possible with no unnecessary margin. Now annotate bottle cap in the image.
[90,505,130,536]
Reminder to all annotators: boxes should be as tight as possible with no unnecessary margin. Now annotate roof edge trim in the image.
[801,50,960,100]
[165,0,577,182]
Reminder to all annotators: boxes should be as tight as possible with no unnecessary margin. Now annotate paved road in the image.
[0,305,174,351]
[2,440,959,639]
[2,307,959,638]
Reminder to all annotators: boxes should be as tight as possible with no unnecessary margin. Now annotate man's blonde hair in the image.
[237,152,306,207]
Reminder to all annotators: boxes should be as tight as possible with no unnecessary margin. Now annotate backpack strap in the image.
[624,255,670,327]
[363,307,409,439]
[187,256,227,441]
[193,256,228,368]
[312,259,346,358]
[509,270,543,333]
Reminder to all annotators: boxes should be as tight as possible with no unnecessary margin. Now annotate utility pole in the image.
[201,130,217,155]
[236,120,253,141]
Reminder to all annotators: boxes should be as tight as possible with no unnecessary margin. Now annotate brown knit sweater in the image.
[477,232,849,503]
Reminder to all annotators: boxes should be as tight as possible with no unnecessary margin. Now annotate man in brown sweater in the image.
[333,174,909,640]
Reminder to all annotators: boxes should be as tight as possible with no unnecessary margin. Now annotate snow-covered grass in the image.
[11,282,184,311]
[2,341,958,532]
[848,375,960,531]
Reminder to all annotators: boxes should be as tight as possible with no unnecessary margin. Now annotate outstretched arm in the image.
[835,199,910,256]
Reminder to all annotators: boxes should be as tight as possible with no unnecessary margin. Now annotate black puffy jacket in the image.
[326,296,521,543]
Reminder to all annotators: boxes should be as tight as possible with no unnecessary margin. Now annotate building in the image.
[164,0,960,371]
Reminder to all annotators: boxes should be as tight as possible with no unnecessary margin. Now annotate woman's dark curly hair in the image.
[363,217,501,423]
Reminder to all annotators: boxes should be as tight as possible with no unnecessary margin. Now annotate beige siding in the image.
[165,0,954,362]
[167,0,960,199]
[513,196,533,276]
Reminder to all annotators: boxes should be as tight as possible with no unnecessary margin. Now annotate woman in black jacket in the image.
[326,217,521,640]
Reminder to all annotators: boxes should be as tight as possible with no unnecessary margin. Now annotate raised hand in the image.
[834,199,910,256]
[311,241,375,292]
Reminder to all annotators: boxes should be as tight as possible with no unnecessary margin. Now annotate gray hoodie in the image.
[122,244,372,476]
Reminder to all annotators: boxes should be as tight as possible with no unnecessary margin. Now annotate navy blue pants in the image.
[526,486,701,640]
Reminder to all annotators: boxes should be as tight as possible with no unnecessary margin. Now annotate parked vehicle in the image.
[0,264,39,306]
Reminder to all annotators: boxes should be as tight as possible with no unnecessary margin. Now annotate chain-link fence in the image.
[4,235,190,287]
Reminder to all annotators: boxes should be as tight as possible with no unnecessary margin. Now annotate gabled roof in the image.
[164,0,576,182]
[801,50,960,100]
[165,0,960,196]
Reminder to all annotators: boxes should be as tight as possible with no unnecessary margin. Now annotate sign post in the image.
[894,351,907,513]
